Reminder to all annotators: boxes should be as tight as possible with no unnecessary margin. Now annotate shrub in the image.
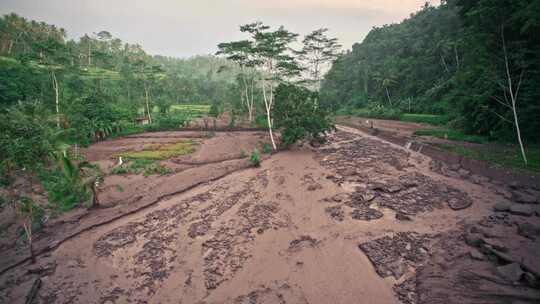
[39,167,89,213]
[273,84,334,147]
[261,143,272,154]
[250,150,260,167]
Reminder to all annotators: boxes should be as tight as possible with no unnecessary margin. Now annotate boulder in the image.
[331,193,349,203]
[493,202,511,212]
[387,185,402,193]
[464,232,484,247]
[509,204,533,216]
[396,213,413,221]
[448,198,472,210]
[469,250,485,261]
[458,168,470,177]
[512,192,538,204]
[517,222,540,240]
[496,263,524,282]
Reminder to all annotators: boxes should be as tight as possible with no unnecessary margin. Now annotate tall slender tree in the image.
[297,28,341,92]
[239,22,302,150]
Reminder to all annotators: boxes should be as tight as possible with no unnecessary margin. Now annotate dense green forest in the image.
[0,12,243,145]
[321,0,540,146]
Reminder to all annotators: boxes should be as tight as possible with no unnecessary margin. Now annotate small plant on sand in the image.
[239,150,246,158]
[250,149,260,167]
[261,143,272,154]
[16,197,43,263]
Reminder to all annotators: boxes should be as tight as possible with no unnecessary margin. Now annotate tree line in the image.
[0,13,242,143]
[321,0,540,162]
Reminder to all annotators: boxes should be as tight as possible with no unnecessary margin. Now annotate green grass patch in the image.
[170,104,210,119]
[436,144,540,173]
[401,114,449,126]
[338,107,402,120]
[111,158,174,176]
[414,129,488,144]
[117,140,197,160]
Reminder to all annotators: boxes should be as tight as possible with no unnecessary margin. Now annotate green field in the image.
[414,129,488,144]
[170,104,210,118]
[401,114,449,126]
[436,143,540,173]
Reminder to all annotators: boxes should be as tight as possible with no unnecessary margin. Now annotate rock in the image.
[522,257,540,279]
[401,180,418,188]
[448,198,472,210]
[495,188,513,199]
[387,185,402,193]
[362,193,376,202]
[493,202,511,212]
[458,168,470,177]
[396,213,412,221]
[340,168,356,177]
[331,193,348,203]
[513,192,538,204]
[517,222,540,240]
[484,238,508,253]
[509,181,521,189]
[469,250,485,261]
[27,262,57,276]
[66,260,78,268]
[449,164,461,171]
[464,232,484,247]
[470,174,483,184]
[524,272,539,287]
[497,263,524,282]
[481,244,514,263]
[509,204,533,216]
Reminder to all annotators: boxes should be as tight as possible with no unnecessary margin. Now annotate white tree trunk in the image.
[262,77,277,150]
[502,27,527,164]
[385,87,392,106]
[144,82,152,124]
[52,71,60,128]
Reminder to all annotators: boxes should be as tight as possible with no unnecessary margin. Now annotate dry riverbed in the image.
[1,127,539,304]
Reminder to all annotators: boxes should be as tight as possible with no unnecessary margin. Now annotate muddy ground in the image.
[1,126,539,304]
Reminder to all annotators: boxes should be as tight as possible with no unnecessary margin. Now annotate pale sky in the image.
[0,0,439,57]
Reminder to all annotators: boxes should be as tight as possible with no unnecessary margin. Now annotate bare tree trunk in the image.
[454,45,460,71]
[144,81,152,124]
[7,39,13,55]
[52,71,60,128]
[364,73,369,94]
[440,53,450,73]
[22,223,35,264]
[88,43,92,66]
[502,25,527,165]
[249,77,255,122]
[385,87,392,106]
[29,240,35,264]
[262,77,277,150]
[91,183,99,208]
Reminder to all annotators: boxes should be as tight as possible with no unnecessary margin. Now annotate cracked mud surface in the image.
[1,126,539,304]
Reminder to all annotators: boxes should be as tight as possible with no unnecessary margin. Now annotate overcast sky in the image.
[0,0,439,58]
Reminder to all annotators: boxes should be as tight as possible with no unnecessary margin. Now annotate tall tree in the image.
[217,40,258,122]
[239,22,302,150]
[297,28,341,92]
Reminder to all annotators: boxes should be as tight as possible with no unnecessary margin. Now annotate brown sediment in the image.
[0,127,538,304]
